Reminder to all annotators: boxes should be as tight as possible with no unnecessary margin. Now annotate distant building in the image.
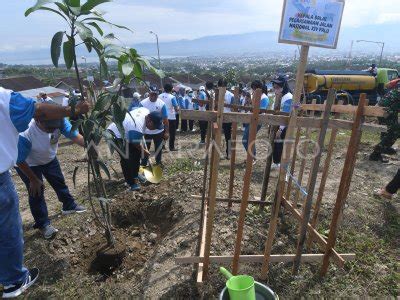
[55,76,104,92]
[19,86,66,105]
[0,75,46,91]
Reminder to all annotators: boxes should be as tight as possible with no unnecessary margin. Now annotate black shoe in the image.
[2,268,39,298]
[369,152,389,163]
[382,147,397,155]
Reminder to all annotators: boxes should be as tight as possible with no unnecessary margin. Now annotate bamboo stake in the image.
[292,89,335,275]
[320,94,367,276]
[202,87,225,281]
[285,128,301,202]
[261,45,309,279]
[306,100,343,251]
[231,89,262,275]
[228,87,240,207]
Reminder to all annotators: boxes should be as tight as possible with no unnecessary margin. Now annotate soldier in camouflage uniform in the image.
[369,80,400,162]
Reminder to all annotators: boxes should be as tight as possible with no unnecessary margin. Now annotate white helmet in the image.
[199,86,205,91]
[133,92,141,99]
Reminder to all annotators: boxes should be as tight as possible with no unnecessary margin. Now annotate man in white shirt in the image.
[159,83,179,151]
[37,92,53,103]
[16,111,86,240]
[218,79,235,159]
[139,85,169,166]
[0,86,89,298]
[107,108,164,191]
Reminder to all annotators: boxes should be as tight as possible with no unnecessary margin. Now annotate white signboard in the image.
[279,0,345,49]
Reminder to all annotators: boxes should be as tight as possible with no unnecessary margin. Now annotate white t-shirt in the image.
[281,92,293,113]
[0,87,36,173]
[108,107,150,143]
[17,119,78,167]
[223,90,234,113]
[62,97,69,107]
[159,92,178,120]
[140,98,167,135]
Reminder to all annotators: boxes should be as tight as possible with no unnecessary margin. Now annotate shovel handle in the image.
[219,267,233,280]
[141,136,154,168]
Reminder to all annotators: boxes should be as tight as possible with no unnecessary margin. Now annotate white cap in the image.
[199,86,205,91]
[133,92,141,98]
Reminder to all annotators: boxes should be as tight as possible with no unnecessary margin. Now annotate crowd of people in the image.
[0,73,399,297]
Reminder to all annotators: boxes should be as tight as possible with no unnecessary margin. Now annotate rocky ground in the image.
[11,124,399,299]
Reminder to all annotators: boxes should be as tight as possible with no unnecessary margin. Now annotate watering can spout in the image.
[219,267,233,279]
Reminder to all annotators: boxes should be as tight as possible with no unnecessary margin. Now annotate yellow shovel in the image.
[141,137,163,184]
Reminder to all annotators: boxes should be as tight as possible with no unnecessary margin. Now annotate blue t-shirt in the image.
[17,118,78,166]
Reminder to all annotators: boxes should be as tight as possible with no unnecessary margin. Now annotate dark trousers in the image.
[169,119,177,150]
[386,169,400,194]
[119,142,141,186]
[141,133,164,165]
[222,123,232,157]
[374,116,400,154]
[199,121,208,143]
[181,119,193,132]
[176,114,180,130]
[273,127,287,164]
[15,157,77,229]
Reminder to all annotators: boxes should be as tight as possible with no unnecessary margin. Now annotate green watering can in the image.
[219,267,256,300]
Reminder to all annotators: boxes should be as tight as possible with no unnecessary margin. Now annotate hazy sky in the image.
[1,0,399,53]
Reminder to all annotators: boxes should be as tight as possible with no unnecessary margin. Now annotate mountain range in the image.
[1,23,398,65]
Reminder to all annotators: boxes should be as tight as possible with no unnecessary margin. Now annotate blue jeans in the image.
[16,157,77,229]
[242,124,262,157]
[0,171,29,285]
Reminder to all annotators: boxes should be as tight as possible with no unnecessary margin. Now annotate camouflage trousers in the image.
[373,116,400,153]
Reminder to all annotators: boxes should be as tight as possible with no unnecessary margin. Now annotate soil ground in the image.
[11,123,399,299]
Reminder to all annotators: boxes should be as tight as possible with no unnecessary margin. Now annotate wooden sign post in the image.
[261,0,346,278]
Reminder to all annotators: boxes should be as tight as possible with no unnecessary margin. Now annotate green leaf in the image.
[122,62,134,76]
[25,0,58,16]
[51,31,64,67]
[139,57,165,78]
[93,93,110,111]
[72,166,79,188]
[133,61,143,80]
[81,0,111,12]
[99,57,108,78]
[87,22,103,36]
[112,102,126,137]
[71,118,83,133]
[96,160,111,180]
[84,40,92,52]
[66,0,80,7]
[63,39,74,69]
[75,21,93,40]
[55,2,69,16]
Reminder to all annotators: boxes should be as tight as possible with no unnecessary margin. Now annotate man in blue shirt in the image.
[16,113,86,240]
[0,86,89,298]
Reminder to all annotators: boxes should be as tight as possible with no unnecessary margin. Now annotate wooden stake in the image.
[177,253,356,264]
[231,89,262,275]
[320,94,367,276]
[261,45,309,279]
[228,87,241,207]
[260,94,282,203]
[306,100,343,251]
[196,92,216,282]
[202,87,225,281]
[292,89,335,275]
[285,128,301,202]
[293,99,317,207]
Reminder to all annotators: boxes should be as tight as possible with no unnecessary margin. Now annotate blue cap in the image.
[148,111,164,130]
[149,85,159,93]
